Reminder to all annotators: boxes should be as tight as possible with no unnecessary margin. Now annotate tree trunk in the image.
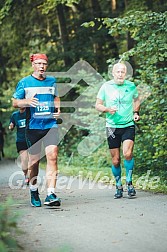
[56,4,72,67]
[111,0,116,11]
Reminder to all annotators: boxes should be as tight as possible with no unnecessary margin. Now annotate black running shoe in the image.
[114,186,123,199]
[127,185,136,197]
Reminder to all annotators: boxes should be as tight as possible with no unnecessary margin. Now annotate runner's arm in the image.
[133,97,140,121]
[53,96,60,118]
[12,97,39,108]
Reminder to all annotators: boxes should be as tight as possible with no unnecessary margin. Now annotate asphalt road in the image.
[0,160,167,252]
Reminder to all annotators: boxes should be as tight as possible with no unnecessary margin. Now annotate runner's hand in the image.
[9,122,14,130]
[134,113,140,122]
[52,109,60,119]
[106,107,117,114]
[27,96,39,107]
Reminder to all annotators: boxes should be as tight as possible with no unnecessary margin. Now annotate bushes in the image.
[0,198,22,252]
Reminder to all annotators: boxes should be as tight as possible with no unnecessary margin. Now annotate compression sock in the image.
[111,165,122,187]
[124,158,134,185]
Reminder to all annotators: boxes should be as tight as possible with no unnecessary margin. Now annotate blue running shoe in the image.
[114,185,123,199]
[127,185,136,197]
[44,193,61,206]
[30,189,41,207]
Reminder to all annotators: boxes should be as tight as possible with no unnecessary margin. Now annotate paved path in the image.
[0,160,167,252]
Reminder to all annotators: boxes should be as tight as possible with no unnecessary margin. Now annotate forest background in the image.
[0,0,166,192]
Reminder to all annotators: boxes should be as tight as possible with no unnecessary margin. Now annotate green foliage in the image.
[40,0,80,14]
[0,198,22,252]
[103,11,167,65]
[0,0,13,23]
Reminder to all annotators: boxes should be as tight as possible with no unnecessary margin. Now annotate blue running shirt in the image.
[13,75,58,130]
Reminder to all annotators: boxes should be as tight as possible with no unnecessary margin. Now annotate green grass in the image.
[57,162,167,194]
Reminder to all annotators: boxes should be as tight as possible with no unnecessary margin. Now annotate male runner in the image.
[96,62,140,198]
[12,53,61,207]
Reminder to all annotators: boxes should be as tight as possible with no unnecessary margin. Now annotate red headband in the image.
[30,53,48,62]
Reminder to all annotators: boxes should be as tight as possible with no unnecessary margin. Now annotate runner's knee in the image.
[123,150,133,160]
[112,157,121,167]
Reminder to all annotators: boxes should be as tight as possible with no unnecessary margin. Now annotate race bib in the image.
[18,119,26,128]
[35,101,51,115]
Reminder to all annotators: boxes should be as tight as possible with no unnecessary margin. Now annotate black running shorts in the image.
[26,128,59,155]
[16,141,28,153]
[106,125,135,149]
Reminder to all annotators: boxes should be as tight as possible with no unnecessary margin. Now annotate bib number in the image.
[18,119,26,128]
[35,101,51,115]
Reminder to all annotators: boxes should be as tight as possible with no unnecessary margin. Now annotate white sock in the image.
[30,183,38,191]
[47,188,55,196]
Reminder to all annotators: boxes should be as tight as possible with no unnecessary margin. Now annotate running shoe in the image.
[127,185,136,197]
[44,193,61,206]
[114,185,123,199]
[30,189,41,207]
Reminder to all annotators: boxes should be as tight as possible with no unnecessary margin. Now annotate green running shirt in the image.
[97,80,139,128]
